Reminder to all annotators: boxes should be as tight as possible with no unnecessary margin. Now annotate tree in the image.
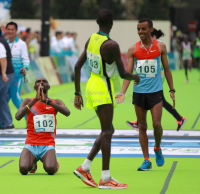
[80,0,126,19]
[137,0,170,20]
[52,0,82,19]
[10,0,39,19]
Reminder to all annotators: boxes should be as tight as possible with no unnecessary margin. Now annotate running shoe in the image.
[99,177,128,189]
[73,166,98,188]
[176,117,187,131]
[126,120,139,131]
[154,147,164,167]
[137,160,152,171]
[29,162,37,173]
[55,160,60,173]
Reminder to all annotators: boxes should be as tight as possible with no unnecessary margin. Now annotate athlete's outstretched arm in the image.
[159,42,175,108]
[111,42,139,82]
[121,45,135,94]
[50,99,70,117]
[15,98,37,120]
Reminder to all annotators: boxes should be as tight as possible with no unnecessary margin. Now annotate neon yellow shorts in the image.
[86,73,116,110]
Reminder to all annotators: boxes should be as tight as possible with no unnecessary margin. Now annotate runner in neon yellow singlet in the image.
[73,9,139,189]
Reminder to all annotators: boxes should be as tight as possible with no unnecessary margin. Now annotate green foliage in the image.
[52,0,125,19]
[10,0,39,19]
[137,0,170,20]
[52,0,82,19]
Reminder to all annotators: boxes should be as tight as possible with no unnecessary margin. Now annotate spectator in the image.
[6,21,30,117]
[0,27,15,130]
[51,31,63,54]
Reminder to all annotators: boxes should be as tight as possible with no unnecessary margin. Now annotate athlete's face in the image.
[34,78,50,94]
[6,25,17,39]
[137,22,153,40]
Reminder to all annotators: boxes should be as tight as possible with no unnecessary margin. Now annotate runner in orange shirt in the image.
[15,77,70,175]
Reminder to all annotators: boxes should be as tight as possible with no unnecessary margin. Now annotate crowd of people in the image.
[0,24,79,60]
[171,27,200,82]
[50,31,78,56]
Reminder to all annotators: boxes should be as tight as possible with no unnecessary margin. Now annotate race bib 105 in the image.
[136,59,158,78]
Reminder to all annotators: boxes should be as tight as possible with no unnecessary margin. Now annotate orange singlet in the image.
[25,99,56,146]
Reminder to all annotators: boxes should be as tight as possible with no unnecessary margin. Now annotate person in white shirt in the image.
[6,22,30,114]
[181,35,192,83]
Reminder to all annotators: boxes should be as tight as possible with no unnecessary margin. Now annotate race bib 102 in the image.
[34,114,55,133]
[87,50,101,74]
[136,59,158,78]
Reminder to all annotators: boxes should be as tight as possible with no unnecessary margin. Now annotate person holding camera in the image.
[0,28,15,130]
[6,22,30,128]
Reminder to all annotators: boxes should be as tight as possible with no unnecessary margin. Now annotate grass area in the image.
[10,69,200,130]
[0,156,199,194]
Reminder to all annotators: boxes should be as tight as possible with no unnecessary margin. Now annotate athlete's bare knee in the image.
[19,164,30,175]
[153,121,161,130]
[101,130,113,140]
[44,164,56,175]
[139,122,147,131]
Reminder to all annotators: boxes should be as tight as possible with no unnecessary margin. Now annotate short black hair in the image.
[138,18,153,28]
[26,28,31,33]
[55,31,60,37]
[6,21,18,30]
[151,28,164,39]
[97,9,113,27]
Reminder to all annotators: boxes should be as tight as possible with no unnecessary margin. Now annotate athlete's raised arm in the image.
[50,99,70,116]
[159,42,175,108]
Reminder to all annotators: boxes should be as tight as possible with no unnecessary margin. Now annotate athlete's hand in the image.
[2,73,8,82]
[134,75,140,85]
[74,95,84,110]
[41,88,47,102]
[115,92,125,103]
[170,91,175,109]
[36,85,41,100]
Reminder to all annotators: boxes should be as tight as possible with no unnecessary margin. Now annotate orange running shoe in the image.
[99,177,128,189]
[55,160,60,173]
[176,117,187,131]
[73,166,98,188]
[29,162,37,173]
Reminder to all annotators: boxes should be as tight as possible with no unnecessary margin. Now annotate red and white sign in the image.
[188,21,197,32]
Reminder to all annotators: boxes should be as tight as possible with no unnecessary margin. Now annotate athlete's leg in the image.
[19,148,36,175]
[87,110,114,161]
[97,104,113,170]
[162,91,182,121]
[150,101,163,148]
[42,149,57,175]
[184,60,189,81]
[134,105,148,158]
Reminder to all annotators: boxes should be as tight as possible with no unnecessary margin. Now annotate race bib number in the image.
[136,60,158,78]
[183,50,191,59]
[34,114,55,133]
[87,51,101,74]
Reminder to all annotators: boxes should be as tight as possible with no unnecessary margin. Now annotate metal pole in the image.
[41,0,50,56]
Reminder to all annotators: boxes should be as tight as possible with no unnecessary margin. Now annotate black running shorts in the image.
[132,90,163,110]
